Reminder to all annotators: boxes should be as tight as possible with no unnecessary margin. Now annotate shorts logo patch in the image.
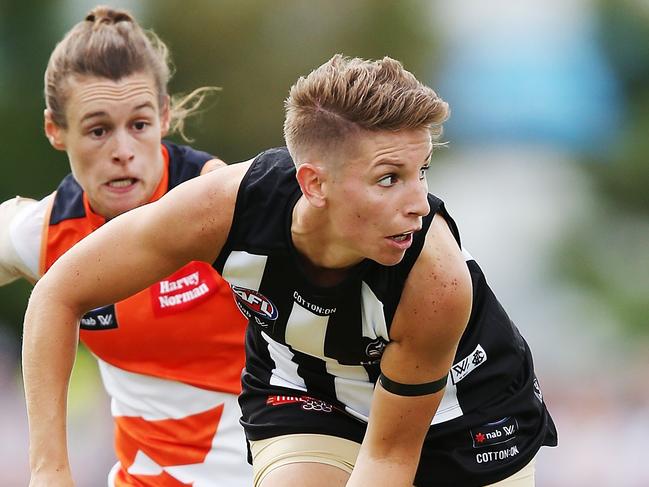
[267,395,334,413]
[470,416,518,448]
[231,285,278,328]
[450,344,487,384]
[80,304,118,330]
[150,261,218,317]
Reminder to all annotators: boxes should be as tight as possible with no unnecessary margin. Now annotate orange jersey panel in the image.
[42,145,247,393]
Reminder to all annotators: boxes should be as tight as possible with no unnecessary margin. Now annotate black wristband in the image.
[378,372,448,397]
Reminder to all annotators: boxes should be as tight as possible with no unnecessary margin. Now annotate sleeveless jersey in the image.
[42,141,251,486]
[214,147,557,487]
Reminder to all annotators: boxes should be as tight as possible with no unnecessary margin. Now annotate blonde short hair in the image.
[283,54,449,163]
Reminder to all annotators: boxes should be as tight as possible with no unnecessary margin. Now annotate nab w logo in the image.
[97,314,113,326]
[231,285,278,330]
[80,304,118,331]
[503,425,516,435]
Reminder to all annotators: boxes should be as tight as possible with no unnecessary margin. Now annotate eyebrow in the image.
[79,102,157,125]
[374,149,434,168]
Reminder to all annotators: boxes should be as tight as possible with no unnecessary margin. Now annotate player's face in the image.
[46,73,169,219]
[326,128,432,266]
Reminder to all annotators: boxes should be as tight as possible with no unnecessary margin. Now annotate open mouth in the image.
[388,232,413,242]
[106,178,138,188]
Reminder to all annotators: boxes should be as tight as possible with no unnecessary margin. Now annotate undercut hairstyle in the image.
[283,54,449,164]
[44,5,217,140]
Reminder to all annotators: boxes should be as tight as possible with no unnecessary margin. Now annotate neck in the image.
[291,197,361,287]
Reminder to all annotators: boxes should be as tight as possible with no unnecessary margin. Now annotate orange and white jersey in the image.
[2,142,251,486]
[102,361,249,486]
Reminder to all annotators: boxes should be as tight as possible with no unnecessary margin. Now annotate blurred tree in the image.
[147,0,439,162]
[557,0,649,339]
[591,0,649,214]
[0,1,71,340]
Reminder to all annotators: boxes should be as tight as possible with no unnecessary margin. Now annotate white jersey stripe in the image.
[461,247,474,262]
[284,300,329,358]
[222,250,267,291]
[98,359,233,420]
[263,331,307,391]
[329,364,373,420]
[432,382,463,424]
[360,281,389,340]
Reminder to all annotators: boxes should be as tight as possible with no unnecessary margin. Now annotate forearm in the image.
[22,281,79,476]
[346,387,441,486]
[346,453,418,487]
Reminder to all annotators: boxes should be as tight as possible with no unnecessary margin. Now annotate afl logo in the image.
[231,285,279,328]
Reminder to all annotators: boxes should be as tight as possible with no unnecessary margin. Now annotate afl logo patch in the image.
[231,285,278,329]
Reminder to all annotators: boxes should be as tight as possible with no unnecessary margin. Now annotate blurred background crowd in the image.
[1,0,647,485]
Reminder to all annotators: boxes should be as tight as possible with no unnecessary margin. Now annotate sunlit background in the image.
[1,1,647,485]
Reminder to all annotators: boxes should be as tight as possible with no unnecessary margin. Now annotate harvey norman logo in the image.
[151,262,218,316]
[158,271,208,308]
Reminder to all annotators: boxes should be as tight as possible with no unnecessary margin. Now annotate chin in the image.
[373,252,407,267]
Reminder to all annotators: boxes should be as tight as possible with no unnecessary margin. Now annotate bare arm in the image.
[347,215,472,486]
[22,161,249,485]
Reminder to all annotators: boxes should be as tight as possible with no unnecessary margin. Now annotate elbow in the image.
[24,272,82,337]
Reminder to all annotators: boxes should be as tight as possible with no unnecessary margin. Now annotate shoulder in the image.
[391,213,472,357]
[238,147,296,201]
[142,158,254,264]
[163,140,215,187]
[0,194,53,283]
[163,140,213,166]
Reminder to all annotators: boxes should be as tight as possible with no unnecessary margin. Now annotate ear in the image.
[159,95,170,137]
[295,162,327,208]
[44,109,67,151]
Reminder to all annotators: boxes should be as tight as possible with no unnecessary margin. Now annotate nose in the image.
[111,130,135,165]
[405,180,430,217]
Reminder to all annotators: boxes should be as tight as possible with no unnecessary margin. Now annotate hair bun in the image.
[85,7,133,26]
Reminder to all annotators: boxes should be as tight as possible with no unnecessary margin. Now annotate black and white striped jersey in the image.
[213,148,556,484]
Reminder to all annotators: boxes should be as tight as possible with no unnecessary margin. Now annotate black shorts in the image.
[239,365,557,487]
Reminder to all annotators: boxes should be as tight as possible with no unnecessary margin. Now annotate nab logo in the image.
[231,285,279,329]
[80,304,118,331]
[470,416,519,449]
